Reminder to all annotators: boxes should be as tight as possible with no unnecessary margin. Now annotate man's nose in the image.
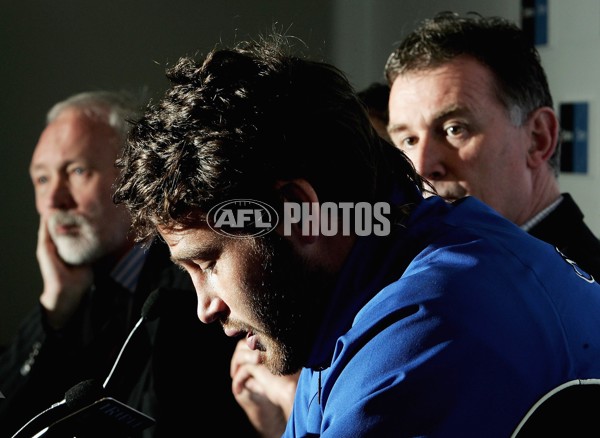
[407,136,447,181]
[46,178,76,210]
[196,289,228,324]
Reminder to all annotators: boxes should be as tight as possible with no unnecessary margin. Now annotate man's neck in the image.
[521,195,564,232]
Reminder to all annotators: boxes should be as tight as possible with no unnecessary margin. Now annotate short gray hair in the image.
[46,90,142,143]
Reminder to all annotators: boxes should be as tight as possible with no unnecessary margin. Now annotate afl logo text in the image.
[207,199,279,238]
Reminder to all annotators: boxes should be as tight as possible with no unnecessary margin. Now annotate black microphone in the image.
[140,287,163,322]
[11,289,164,438]
[102,287,163,390]
[11,379,104,438]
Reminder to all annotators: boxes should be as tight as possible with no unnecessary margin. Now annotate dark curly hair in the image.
[114,33,424,241]
[384,11,559,174]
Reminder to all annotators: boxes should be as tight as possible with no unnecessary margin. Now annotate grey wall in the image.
[330,0,520,90]
[328,0,600,247]
[0,0,333,345]
[3,0,600,345]
[540,1,600,239]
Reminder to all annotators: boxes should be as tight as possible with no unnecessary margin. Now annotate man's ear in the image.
[275,179,319,244]
[527,107,559,168]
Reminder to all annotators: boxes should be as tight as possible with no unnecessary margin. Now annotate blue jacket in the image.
[285,195,600,437]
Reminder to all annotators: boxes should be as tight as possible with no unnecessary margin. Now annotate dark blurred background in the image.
[5,0,569,346]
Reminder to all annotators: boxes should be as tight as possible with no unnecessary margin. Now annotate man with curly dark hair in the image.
[114,34,600,436]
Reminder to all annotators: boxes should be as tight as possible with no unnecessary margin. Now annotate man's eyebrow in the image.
[29,163,43,171]
[170,244,220,264]
[432,104,469,121]
[387,121,408,134]
[388,105,470,134]
[29,163,50,174]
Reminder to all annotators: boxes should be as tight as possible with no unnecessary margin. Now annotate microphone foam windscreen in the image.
[141,288,163,321]
[64,379,104,410]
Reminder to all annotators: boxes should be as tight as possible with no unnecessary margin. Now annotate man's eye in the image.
[405,137,418,146]
[398,136,417,148]
[445,124,465,137]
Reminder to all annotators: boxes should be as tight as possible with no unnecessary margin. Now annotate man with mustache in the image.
[0,91,256,437]
[113,34,600,436]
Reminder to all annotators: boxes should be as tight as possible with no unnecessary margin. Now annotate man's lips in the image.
[223,327,241,338]
[245,332,258,351]
[54,224,79,235]
[223,327,259,350]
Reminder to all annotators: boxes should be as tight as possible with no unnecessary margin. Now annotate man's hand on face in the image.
[37,216,93,330]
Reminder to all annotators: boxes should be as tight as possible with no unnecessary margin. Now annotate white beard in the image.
[48,211,104,265]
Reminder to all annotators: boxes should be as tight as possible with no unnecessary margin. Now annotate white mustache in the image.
[48,211,87,229]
